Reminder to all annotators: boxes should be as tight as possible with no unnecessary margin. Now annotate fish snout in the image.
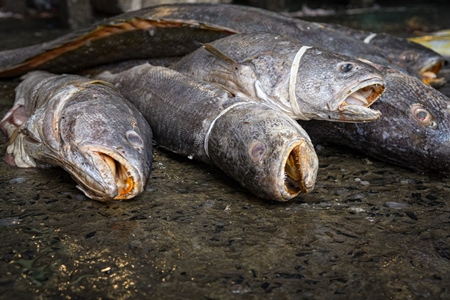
[73,148,145,201]
[283,139,318,196]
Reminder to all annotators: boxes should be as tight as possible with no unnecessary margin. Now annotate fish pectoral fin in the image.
[203,43,239,66]
[21,127,42,144]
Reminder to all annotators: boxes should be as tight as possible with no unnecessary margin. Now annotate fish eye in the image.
[411,104,436,127]
[337,62,354,73]
[400,51,417,63]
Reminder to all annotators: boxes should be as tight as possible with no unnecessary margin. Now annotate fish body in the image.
[299,66,450,174]
[0,3,435,79]
[95,63,318,201]
[172,32,385,122]
[0,71,153,201]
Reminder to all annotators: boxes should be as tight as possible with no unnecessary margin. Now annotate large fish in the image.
[299,65,450,174]
[0,3,439,81]
[0,71,153,201]
[172,32,385,122]
[95,63,318,201]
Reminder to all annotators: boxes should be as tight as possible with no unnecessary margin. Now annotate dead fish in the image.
[0,71,153,201]
[299,66,450,174]
[172,32,385,122]
[320,23,446,87]
[0,3,428,80]
[95,63,318,201]
[0,17,237,78]
[124,4,405,71]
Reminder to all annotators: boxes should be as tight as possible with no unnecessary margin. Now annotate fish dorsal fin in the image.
[203,43,239,66]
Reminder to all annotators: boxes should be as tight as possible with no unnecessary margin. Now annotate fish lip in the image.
[418,57,445,75]
[279,139,318,200]
[420,59,446,87]
[336,76,385,112]
[72,146,144,201]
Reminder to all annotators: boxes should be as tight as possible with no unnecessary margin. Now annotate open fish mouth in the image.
[72,148,141,201]
[420,61,446,87]
[96,152,135,199]
[282,140,316,196]
[338,78,385,110]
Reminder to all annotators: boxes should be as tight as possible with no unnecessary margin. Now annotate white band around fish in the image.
[204,102,251,158]
[363,33,377,44]
[289,46,312,120]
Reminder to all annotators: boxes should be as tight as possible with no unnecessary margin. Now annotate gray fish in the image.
[0,3,437,81]
[299,65,450,174]
[172,32,385,122]
[95,63,318,201]
[0,71,153,201]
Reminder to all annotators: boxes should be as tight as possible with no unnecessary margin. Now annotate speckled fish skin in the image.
[172,32,385,123]
[321,23,446,86]
[0,3,428,79]
[299,66,450,174]
[0,71,153,201]
[95,63,319,201]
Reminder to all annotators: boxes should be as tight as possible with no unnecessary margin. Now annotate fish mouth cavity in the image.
[421,60,446,87]
[95,151,136,200]
[338,77,385,111]
[282,140,315,198]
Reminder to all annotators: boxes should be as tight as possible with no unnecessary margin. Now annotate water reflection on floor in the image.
[0,4,450,299]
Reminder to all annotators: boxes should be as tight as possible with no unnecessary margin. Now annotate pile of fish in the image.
[0,3,449,201]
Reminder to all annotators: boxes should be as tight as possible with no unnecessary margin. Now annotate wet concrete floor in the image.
[1,5,450,299]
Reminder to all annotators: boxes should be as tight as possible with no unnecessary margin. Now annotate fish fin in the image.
[7,127,21,147]
[88,79,118,90]
[21,128,42,144]
[203,43,239,66]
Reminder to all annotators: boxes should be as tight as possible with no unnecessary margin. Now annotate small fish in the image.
[299,65,450,174]
[95,63,318,201]
[0,71,153,201]
[321,23,446,87]
[172,32,385,122]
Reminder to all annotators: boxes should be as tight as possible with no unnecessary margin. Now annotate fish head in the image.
[375,33,447,87]
[301,66,450,175]
[207,103,318,201]
[21,76,154,201]
[295,49,385,122]
[57,87,153,201]
[66,130,152,202]
[365,67,450,173]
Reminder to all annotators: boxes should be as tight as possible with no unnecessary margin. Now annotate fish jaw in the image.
[419,58,446,87]
[68,146,146,201]
[328,77,385,122]
[281,139,317,198]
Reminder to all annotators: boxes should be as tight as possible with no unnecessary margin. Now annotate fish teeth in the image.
[344,91,369,106]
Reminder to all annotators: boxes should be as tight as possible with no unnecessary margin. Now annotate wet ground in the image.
[1,4,450,300]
